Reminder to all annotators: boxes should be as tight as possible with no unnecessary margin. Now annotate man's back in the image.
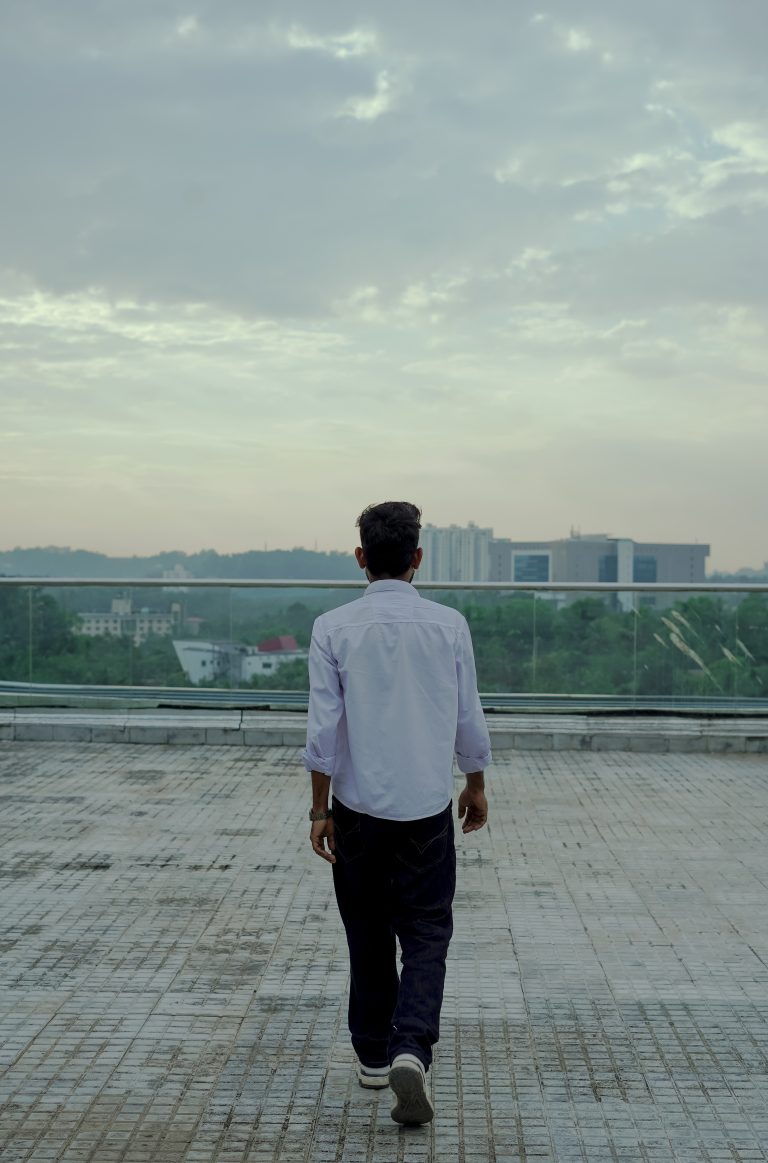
[303,579,491,821]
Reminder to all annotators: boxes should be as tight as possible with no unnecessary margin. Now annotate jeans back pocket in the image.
[395,811,452,873]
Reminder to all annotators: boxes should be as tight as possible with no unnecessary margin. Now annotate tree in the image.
[0,586,77,681]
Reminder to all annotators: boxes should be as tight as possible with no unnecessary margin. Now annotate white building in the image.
[161,564,193,592]
[418,522,493,583]
[241,648,307,682]
[77,598,181,646]
[172,641,237,685]
[173,640,308,686]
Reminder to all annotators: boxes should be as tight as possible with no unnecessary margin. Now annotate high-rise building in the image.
[418,522,493,583]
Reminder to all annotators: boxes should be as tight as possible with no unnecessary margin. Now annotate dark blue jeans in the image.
[331,795,456,1071]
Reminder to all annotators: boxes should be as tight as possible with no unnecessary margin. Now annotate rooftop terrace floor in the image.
[1,743,767,1162]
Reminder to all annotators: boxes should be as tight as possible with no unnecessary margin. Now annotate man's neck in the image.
[366,572,414,584]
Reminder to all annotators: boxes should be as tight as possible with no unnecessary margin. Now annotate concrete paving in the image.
[1,742,768,1162]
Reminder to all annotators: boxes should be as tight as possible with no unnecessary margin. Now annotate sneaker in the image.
[389,1054,434,1125]
[356,1060,390,1089]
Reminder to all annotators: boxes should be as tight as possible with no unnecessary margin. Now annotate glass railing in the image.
[0,578,767,712]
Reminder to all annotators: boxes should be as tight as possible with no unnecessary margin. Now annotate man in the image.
[303,501,491,1126]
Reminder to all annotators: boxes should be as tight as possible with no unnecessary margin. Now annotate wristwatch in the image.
[309,808,333,821]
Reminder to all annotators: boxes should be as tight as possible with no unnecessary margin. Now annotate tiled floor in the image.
[1,743,767,1161]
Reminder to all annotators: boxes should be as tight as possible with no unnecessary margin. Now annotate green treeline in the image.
[1,587,767,697]
[0,546,358,581]
[0,588,189,687]
[460,594,768,697]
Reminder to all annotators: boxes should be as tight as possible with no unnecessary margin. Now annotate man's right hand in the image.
[310,816,336,864]
[458,784,488,833]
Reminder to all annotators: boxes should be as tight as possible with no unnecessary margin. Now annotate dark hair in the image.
[356,501,422,577]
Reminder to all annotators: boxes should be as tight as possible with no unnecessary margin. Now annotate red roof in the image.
[258,635,299,653]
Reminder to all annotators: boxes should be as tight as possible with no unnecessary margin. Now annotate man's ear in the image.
[354,546,367,570]
[412,547,424,570]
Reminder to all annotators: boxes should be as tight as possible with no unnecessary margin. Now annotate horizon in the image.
[1,535,765,575]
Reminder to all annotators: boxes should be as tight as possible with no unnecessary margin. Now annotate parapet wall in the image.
[2,709,767,753]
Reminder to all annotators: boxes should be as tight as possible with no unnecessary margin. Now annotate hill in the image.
[0,546,359,581]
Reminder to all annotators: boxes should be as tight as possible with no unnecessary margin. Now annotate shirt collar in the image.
[364,579,421,599]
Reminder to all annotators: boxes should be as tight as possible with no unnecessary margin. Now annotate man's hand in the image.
[310,817,336,864]
[458,784,488,834]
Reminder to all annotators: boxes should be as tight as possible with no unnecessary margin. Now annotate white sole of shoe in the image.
[389,1064,435,1125]
[357,1069,390,1090]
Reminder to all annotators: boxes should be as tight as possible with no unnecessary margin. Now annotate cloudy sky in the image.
[1,1,766,569]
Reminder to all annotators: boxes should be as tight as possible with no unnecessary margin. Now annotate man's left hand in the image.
[310,818,336,864]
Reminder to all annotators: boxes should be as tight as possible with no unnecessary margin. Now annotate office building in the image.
[489,533,710,609]
[418,522,493,583]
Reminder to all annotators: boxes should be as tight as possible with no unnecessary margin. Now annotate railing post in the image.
[632,595,639,706]
[27,588,33,683]
[532,592,538,691]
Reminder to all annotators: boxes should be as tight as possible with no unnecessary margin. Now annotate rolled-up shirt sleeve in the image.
[454,619,492,774]
[302,624,344,775]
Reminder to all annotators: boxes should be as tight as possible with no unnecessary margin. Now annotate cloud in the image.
[1,0,767,566]
[530,10,612,62]
[337,69,398,121]
[333,272,467,325]
[282,23,378,60]
[176,15,200,41]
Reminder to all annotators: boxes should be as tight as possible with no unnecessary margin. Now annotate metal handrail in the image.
[0,578,767,593]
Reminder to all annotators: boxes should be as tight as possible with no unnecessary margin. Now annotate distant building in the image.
[717,562,768,580]
[489,533,710,609]
[258,635,299,653]
[241,643,306,683]
[161,564,193,592]
[419,522,493,583]
[76,597,183,646]
[489,541,551,584]
[173,635,307,686]
[172,641,240,685]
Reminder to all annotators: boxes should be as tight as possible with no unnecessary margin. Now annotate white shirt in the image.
[302,579,492,821]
